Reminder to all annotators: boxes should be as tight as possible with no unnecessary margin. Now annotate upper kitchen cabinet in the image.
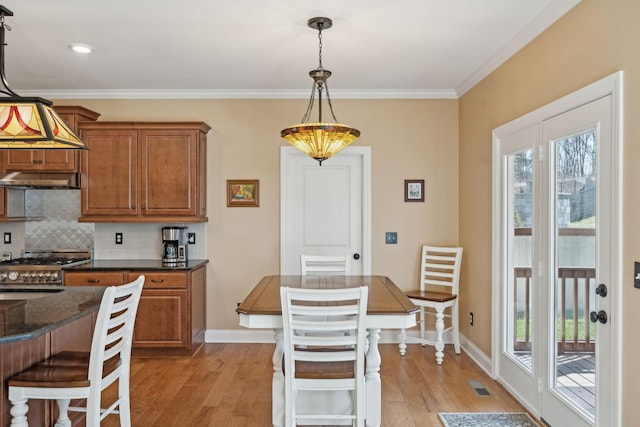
[1,106,100,172]
[78,122,210,223]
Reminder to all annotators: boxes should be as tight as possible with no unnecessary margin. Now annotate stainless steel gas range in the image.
[0,249,92,286]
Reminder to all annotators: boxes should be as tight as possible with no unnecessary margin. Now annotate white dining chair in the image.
[300,254,351,275]
[8,275,145,427]
[280,285,368,427]
[399,245,463,364]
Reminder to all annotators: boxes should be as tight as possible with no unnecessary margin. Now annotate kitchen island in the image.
[0,286,106,426]
[64,259,208,356]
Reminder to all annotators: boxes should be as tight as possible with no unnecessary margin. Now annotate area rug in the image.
[439,412,538,427]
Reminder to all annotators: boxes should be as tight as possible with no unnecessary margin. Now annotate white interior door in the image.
[493,73,622,427]
[280,146,371,275]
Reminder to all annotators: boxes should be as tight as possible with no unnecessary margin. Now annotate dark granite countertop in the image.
[0,286,106,344]
[63,259,209,271]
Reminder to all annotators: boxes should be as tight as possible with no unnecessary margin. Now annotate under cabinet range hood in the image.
[0,172,81,189]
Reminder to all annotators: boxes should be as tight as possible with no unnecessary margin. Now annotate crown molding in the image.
[19,88,458,100]
[455,0,582,97]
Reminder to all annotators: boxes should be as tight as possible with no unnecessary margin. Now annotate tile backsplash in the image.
[2,189,206,260]
[93,222,206,260]
[25,190,94,249]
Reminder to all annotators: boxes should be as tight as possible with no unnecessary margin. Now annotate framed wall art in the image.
[404,179,425,202]
[227,179,259,207]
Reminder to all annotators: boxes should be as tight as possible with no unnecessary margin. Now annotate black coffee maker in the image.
[161,227,188,264]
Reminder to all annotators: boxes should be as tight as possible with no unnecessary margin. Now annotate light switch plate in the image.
[188,233,196,244]
[3,232,11,244]
[385,232,397,244]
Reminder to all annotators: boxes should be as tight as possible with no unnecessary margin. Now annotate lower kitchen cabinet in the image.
[64,266,206,356]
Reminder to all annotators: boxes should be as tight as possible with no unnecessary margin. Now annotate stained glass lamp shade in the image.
[0,6,87,149]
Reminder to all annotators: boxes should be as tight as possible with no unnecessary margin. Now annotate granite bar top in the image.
[0,286,106,344]
[63,259,209,271]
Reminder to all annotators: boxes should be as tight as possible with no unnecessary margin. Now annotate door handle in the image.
[590,310,608,324]
[353,253,360,260]
[595,283,607,297]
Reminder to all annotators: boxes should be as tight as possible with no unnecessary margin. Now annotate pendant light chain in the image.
[318,25,323,70]
[316,22,339,123]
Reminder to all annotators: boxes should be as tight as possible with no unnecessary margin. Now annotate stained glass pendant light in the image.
[281,17,360,165]
[0,5,87,149]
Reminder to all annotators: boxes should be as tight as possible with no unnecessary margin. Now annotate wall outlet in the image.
[115,232,123,245]
[3,232,11,244]
[469,312,474,326]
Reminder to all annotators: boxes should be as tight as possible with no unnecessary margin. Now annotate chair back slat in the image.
[420,246,463,294]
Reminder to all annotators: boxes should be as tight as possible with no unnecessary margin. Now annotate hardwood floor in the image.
[100,343,534,427]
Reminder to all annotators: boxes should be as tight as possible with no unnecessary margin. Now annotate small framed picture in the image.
[227,179,259,207]
[404,179,425,202]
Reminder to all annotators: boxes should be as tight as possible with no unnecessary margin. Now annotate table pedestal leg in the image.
[366,328,381,427]
[272,328,284,427]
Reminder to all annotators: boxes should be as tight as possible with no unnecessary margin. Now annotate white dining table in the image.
[236,275,418,427]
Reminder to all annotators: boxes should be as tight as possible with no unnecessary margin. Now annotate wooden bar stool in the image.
[8,275,145,427]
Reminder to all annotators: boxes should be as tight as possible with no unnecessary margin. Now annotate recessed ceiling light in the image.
[69,43,93,54]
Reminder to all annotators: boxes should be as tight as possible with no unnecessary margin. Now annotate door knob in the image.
[353,253,360,260]
[590,310,608,324]
[595,283,607,297]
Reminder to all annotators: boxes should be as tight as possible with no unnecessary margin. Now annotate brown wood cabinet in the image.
[78,122,210,223]
[1,106,100,172]
[64,266,206,356]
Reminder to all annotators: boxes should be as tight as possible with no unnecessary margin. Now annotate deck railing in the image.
[514,266,596,353]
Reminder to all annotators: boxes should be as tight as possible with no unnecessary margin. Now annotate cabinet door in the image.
[139,129,198,217]
[133,289,189,348]
[2,150,78,172]
[80,128,138,217]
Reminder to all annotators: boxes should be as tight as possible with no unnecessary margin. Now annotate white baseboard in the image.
[205,329,407,344]
[459,334,493,377]
[206,329,275,343]
[205,329,493,373]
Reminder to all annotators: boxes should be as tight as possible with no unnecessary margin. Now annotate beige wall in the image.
[55,98,459,330]
[458,0,639,422]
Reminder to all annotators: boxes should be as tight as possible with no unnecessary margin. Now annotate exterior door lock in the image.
[595,283,607,297]
[590,310,608,324]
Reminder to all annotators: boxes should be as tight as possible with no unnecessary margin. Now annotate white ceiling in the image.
[2,0,580,99]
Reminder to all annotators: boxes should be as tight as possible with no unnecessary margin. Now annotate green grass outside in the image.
[516,316,596,340]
